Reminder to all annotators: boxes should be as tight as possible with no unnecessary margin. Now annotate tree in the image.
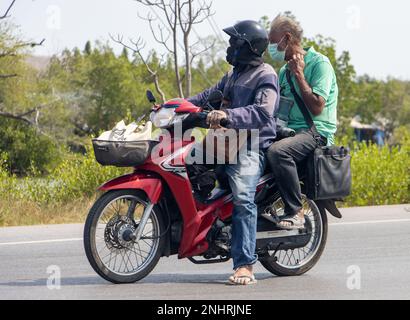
[303,35,357,120]
[0,0,46,128]
[121,47,129,60]
[84,41,92,55]
[117,0,215,98]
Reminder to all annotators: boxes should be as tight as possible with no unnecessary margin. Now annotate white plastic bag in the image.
[126,122,152,141]
[97,121,152,142]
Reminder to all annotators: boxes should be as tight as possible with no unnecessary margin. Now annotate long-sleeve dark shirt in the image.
[188,63,279,150]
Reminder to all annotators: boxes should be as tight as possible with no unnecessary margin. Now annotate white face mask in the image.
[268,36,287,62]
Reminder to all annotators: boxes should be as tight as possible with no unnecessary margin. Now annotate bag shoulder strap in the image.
[285,69,322,141]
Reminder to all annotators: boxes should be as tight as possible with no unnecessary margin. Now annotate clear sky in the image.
[4,0,409,80]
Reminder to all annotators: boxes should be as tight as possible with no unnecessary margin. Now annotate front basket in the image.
[92,139,159,167]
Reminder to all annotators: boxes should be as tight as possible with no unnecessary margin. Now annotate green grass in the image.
[1,139,409,227]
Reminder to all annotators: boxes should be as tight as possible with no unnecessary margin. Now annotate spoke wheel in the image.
[260,195,328,277]
[84,190,166,284]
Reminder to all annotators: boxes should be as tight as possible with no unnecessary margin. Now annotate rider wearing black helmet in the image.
[188,20,279,286]
[224,20,270,66]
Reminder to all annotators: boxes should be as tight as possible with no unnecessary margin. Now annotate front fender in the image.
[98,173,163,204]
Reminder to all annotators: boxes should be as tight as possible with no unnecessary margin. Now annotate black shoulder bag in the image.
[285,69,352,201]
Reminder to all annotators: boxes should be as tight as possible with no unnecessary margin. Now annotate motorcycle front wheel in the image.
[84,190,166,284]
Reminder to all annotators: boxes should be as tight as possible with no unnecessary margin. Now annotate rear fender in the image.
[314,200,343,219]
[98,173,163,204]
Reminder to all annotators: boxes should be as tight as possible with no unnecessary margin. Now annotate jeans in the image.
[266,130,320,216]
[215,150,266,270]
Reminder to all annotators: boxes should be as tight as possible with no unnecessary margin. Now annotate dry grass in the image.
[0,197,96,227]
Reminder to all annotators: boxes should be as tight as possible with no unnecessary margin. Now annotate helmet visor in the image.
[223,26,240,38]
[224,26,253,51]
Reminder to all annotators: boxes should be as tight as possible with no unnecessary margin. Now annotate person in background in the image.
[266,14,339,229]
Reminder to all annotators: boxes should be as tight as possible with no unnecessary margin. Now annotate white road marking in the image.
[0,238,82,246]
[329,218,410,226]
[0,218,409,246]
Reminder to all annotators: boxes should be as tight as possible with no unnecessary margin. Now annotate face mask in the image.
[226,37,245,66]
[268,37,287,62]
[226,46,238,66]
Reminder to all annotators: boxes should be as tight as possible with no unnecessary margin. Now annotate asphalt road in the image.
[0,205,410,300]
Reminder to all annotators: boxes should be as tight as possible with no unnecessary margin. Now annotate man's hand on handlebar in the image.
[206,110,228,129]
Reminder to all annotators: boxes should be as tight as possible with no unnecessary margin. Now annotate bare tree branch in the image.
[138,11,174,53]
[0,39,45,58]
[190,37,215,65]
[14,38,46,49]
[111,34,167,102]
[0,38,45,78]
[176,0,214,96]
[0,52,17,58]
[0,110,33,125]
[0,102,57,138]
[0,74,17,79]
[0,12,45,77]
[0,0,16,19]
[136,0,184,97]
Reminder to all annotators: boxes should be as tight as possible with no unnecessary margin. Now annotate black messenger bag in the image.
[286,70,352,201]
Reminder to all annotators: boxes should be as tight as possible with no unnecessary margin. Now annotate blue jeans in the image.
[215,150,266,270]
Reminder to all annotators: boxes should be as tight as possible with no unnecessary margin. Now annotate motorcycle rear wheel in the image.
[260,196,328,277]
[84,190,166,284]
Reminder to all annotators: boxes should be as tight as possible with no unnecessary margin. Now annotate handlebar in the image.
[197,111,231,128]
[220,118,230,128]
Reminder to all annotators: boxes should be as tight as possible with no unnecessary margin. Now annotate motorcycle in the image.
[84,90,342,284]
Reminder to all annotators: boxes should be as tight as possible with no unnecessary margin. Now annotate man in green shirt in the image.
[266,13,339,229]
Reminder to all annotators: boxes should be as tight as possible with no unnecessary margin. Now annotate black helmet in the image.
[223,20,269,57]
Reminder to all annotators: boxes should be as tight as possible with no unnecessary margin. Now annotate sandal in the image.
[277,215,306,230]
[228,274,257,286]
[228,267,257,286]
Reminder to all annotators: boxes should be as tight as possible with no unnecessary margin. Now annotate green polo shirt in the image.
[279,47,338,145]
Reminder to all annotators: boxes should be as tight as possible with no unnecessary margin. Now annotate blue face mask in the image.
[268,37,287,62]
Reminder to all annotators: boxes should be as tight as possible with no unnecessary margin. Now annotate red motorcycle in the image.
[84,90,342,284]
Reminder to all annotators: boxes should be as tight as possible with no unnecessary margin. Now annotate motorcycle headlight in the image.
[150,109,189,128]
[150,108,175,128]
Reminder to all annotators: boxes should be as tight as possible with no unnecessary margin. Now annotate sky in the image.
[4,0,410,80]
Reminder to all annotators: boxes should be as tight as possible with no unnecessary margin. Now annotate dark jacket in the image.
[188,63,279,150]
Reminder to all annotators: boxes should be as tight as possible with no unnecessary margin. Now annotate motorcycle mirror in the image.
[207,90,224,104]
[146,90,157,104]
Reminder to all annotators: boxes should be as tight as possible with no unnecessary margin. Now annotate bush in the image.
[345,139,410,207]
[1,138,410,226]
[48,148,129,202]
[0,119,61,175]
[1,145,128,203]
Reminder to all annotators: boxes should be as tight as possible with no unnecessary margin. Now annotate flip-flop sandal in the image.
[228,275,257,286]
[277,216,306,231]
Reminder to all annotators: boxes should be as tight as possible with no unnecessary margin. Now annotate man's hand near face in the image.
[289,53,326,116]
[288,53,306,79]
